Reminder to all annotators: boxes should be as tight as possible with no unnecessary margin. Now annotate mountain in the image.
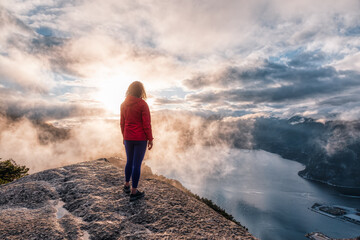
[251,117,360,191]
[0,158,257,240]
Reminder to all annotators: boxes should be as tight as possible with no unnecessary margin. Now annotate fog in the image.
[0,110,254,175]
[145,111,254,182]
[1,109,359,189]
[0,115,123,173]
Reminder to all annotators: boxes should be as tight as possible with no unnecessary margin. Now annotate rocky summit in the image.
[0,158,257,240]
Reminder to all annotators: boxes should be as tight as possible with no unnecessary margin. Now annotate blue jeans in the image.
[124,140,147,188]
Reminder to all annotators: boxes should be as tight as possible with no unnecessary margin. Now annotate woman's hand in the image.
[148,140,153,150]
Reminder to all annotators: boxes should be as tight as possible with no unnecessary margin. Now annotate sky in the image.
[1,0,360,122]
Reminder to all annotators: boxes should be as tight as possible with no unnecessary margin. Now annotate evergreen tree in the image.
[0,158,29,185]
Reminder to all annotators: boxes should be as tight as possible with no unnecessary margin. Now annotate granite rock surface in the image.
[0,158,257,240]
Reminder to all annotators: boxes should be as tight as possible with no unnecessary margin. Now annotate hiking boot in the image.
[123,185,130,194]
[130,190,145,202]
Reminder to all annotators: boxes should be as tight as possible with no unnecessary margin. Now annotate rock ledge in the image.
[0,158,257,240]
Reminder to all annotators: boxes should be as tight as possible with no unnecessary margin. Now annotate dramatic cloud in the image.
[1,0,360,120]
[186,58,360,103]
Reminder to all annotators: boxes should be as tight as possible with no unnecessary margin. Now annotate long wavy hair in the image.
[126,81,147,100]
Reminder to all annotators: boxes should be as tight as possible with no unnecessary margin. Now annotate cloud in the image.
[8,0,360,57]
[333,52,360,71]
[185,56,360,108]
[153,97,185,105]
[0,7,56,93]
[319,93,360,107]
[0,49,55,93]
[0,6,33,45]
[0,4,189,116]
[48,34,186,88]
[1,0,360,121]
[0,87,105,121]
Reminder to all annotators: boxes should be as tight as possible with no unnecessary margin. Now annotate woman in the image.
[120,81,153,202]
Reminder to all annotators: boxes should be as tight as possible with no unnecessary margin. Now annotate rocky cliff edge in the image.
[0,158,257,240]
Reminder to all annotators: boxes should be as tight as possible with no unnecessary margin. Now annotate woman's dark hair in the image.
[126,81,147,99]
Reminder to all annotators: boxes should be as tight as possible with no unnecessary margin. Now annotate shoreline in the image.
[298,172,360,197]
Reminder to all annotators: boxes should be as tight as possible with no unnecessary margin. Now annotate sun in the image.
[94,77,132,115]
[93,74,155,115]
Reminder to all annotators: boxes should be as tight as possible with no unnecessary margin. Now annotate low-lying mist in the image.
[0,115,123,173]
[1,111,359,188]
[0,111,253,175]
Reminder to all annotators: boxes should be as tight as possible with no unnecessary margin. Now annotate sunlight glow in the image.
[146,97,155,108]
[94,76,133,114]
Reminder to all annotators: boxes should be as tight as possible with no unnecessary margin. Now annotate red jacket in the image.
[120,95,153,141]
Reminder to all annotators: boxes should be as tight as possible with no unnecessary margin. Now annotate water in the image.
[147,148,360,240]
